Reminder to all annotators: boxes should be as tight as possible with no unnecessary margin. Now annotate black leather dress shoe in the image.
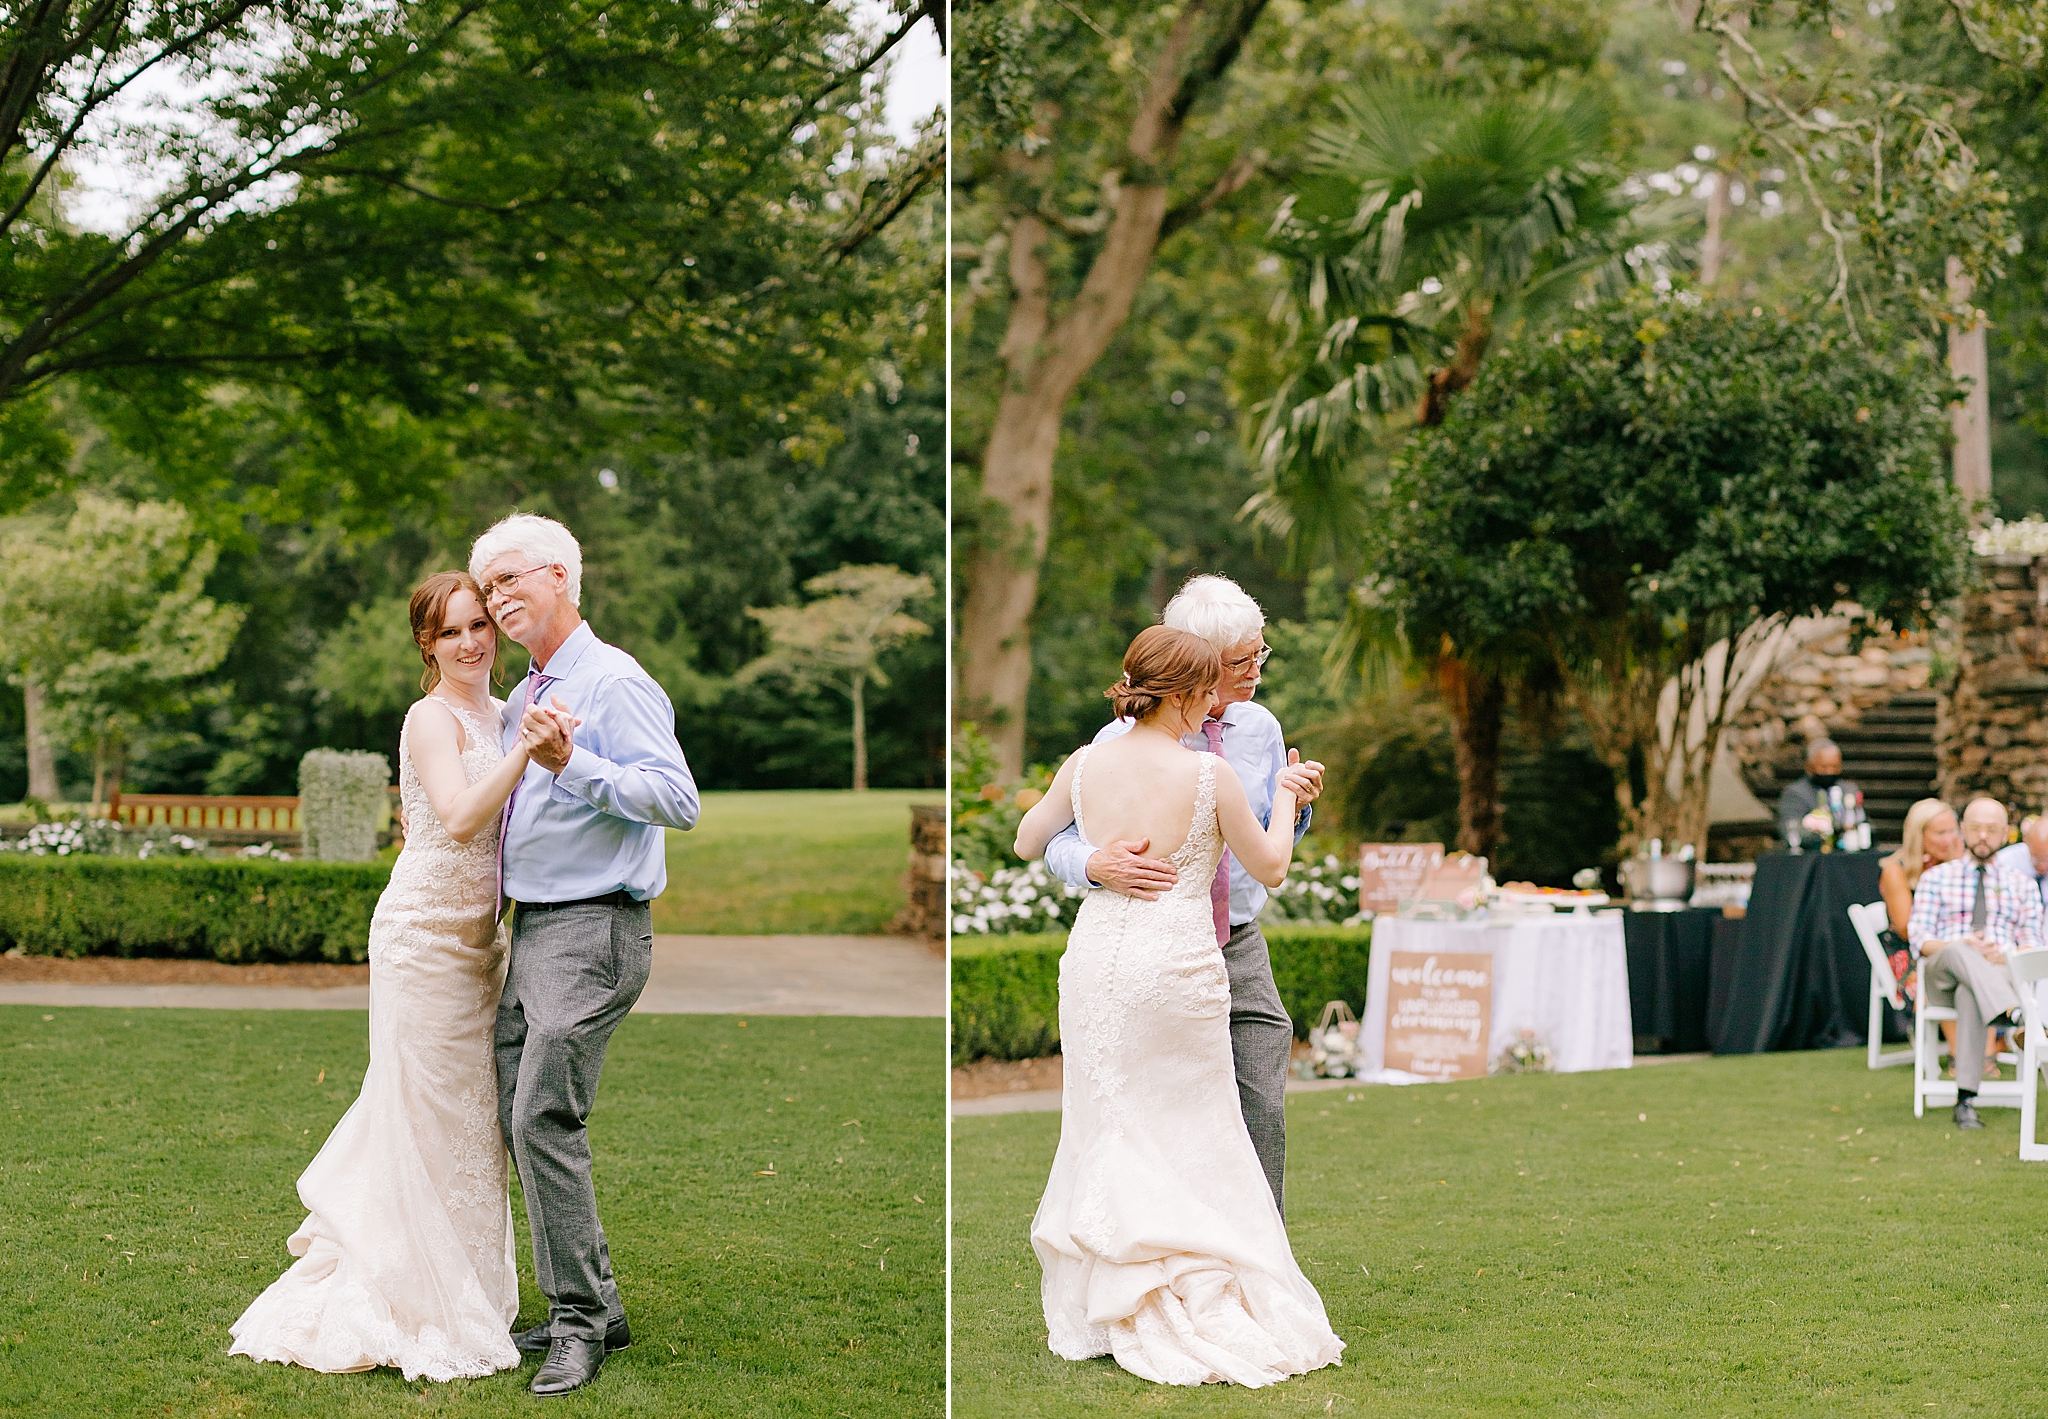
[530,1336,605,1397]
[514,1315,631,1355]
[1955,1100,1985,1130]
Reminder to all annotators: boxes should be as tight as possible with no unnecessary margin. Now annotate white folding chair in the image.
[2008,948,2048,1161]
[1848,902,1914,1070]
[1914,947,2027,1118]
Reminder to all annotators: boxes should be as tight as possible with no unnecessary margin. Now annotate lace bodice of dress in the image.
[1070,745,1224,902]
[398,697,506,867]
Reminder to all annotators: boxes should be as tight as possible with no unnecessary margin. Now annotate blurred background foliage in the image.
[953,0,2048,882]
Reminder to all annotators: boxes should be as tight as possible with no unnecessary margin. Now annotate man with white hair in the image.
[470,513,700,1395]
[1044,573,1324,1214]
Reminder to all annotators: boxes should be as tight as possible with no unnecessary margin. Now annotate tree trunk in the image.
[89,728,125,812]
[1440,658,1505,861]
[1415,301,1495,427]
[956,197,1172,775]
[1702,170,1730,287]
[850,671,868,792]
[1948,255,1992,516]
[953,0,1271,777]
[23,677,57,802]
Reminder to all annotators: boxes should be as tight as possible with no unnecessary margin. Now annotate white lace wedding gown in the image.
[1032,747,1345,1387]
[229,697,520,1382]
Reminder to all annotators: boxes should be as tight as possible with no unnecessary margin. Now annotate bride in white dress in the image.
[231,572,556,1382]
[1015,625,1345,1388]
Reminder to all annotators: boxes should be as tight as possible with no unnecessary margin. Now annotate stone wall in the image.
[1937,556,2048,810]
[895,802,946,940]
[1725,625,1934,802]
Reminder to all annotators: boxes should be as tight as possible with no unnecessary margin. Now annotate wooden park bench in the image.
[108,793,303,847]
[102,789,402,849]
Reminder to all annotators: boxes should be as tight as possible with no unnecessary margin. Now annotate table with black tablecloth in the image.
[1621,907,1737,1054]
[1707,851,1906,1054]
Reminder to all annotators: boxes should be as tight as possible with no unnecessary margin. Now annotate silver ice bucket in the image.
[1619,856,1696,912]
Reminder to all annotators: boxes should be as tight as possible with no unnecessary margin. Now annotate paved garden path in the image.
[0,935,944,1018]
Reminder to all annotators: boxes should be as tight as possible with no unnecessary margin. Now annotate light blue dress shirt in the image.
[1994,841,2048,905]
[499,622,700,903]
[1043,699,1310,926]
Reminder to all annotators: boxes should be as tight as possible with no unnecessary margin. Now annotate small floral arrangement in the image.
[236,842,294,863]
[949,857,1084,936]
[1263,849,1367,927]
[1294,1000,1366,1078]
[1972,515,2048,558]
[1490,1029,1553,1075]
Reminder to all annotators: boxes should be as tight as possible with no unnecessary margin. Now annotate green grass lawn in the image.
[0,1006,943,1417]
[656,790,935,936]
[954,1049,2048,1417]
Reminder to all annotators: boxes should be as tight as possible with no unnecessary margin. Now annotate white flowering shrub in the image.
[1,817,122,856]
[1972,516,2048,558]
[133,828,206,859]
[950,858,1086,936]
[1262,850,1366,926]
[299,749,391,862]
[236,842,294,862]
[1,818,208,859]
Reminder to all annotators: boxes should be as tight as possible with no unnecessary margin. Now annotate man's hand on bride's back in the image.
[1087,839,1179,901]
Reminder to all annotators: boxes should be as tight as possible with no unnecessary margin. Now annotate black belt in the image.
[514,890,637,913]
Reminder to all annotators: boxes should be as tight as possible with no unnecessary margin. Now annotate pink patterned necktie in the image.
[1201,718,1231,947]
[495,673,543,919]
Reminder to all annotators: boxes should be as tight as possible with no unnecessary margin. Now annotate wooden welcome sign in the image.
[1355,843,1445,915]
[1383,949,1494,1081]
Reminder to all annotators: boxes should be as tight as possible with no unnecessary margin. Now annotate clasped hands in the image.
[1086,750,1325,902]
[519,695,581,775]
[1950,932,2009,966]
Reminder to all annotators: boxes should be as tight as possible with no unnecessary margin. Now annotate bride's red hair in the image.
[1105,626,1220,721]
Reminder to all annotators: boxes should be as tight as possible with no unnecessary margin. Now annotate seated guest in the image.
[1907,797,2042,1129]
[1882,800,1961,937]
[1777,739,1863,848]
[1994,814,2048,907]
[1878,799,1962,1017]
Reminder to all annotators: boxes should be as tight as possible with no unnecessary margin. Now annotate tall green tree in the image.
[951,0,1417,775]
[740,565,934,791]
[1247,78,1648,857]
[0,495,243,803]
[1379,298,1970,855]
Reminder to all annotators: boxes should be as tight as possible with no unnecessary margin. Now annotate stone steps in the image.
[1762,688,1940,846]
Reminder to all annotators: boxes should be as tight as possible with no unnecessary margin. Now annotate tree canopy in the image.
[2,0,942,521]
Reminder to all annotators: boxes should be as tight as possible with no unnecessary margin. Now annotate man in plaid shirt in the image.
[1907,797,2040,1129]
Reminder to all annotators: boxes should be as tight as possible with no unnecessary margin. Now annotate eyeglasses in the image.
[1222,644,1272,672]
[481,565,553,601]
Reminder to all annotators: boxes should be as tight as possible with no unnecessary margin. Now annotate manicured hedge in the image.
[949,923,1374,1066]
[0,856,391,964]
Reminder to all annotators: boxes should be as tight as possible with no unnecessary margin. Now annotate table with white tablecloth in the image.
[1361,916,1634,1076]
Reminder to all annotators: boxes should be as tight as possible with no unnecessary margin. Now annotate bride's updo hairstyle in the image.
[1106,625,1221,721]
[409,571,493,692]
